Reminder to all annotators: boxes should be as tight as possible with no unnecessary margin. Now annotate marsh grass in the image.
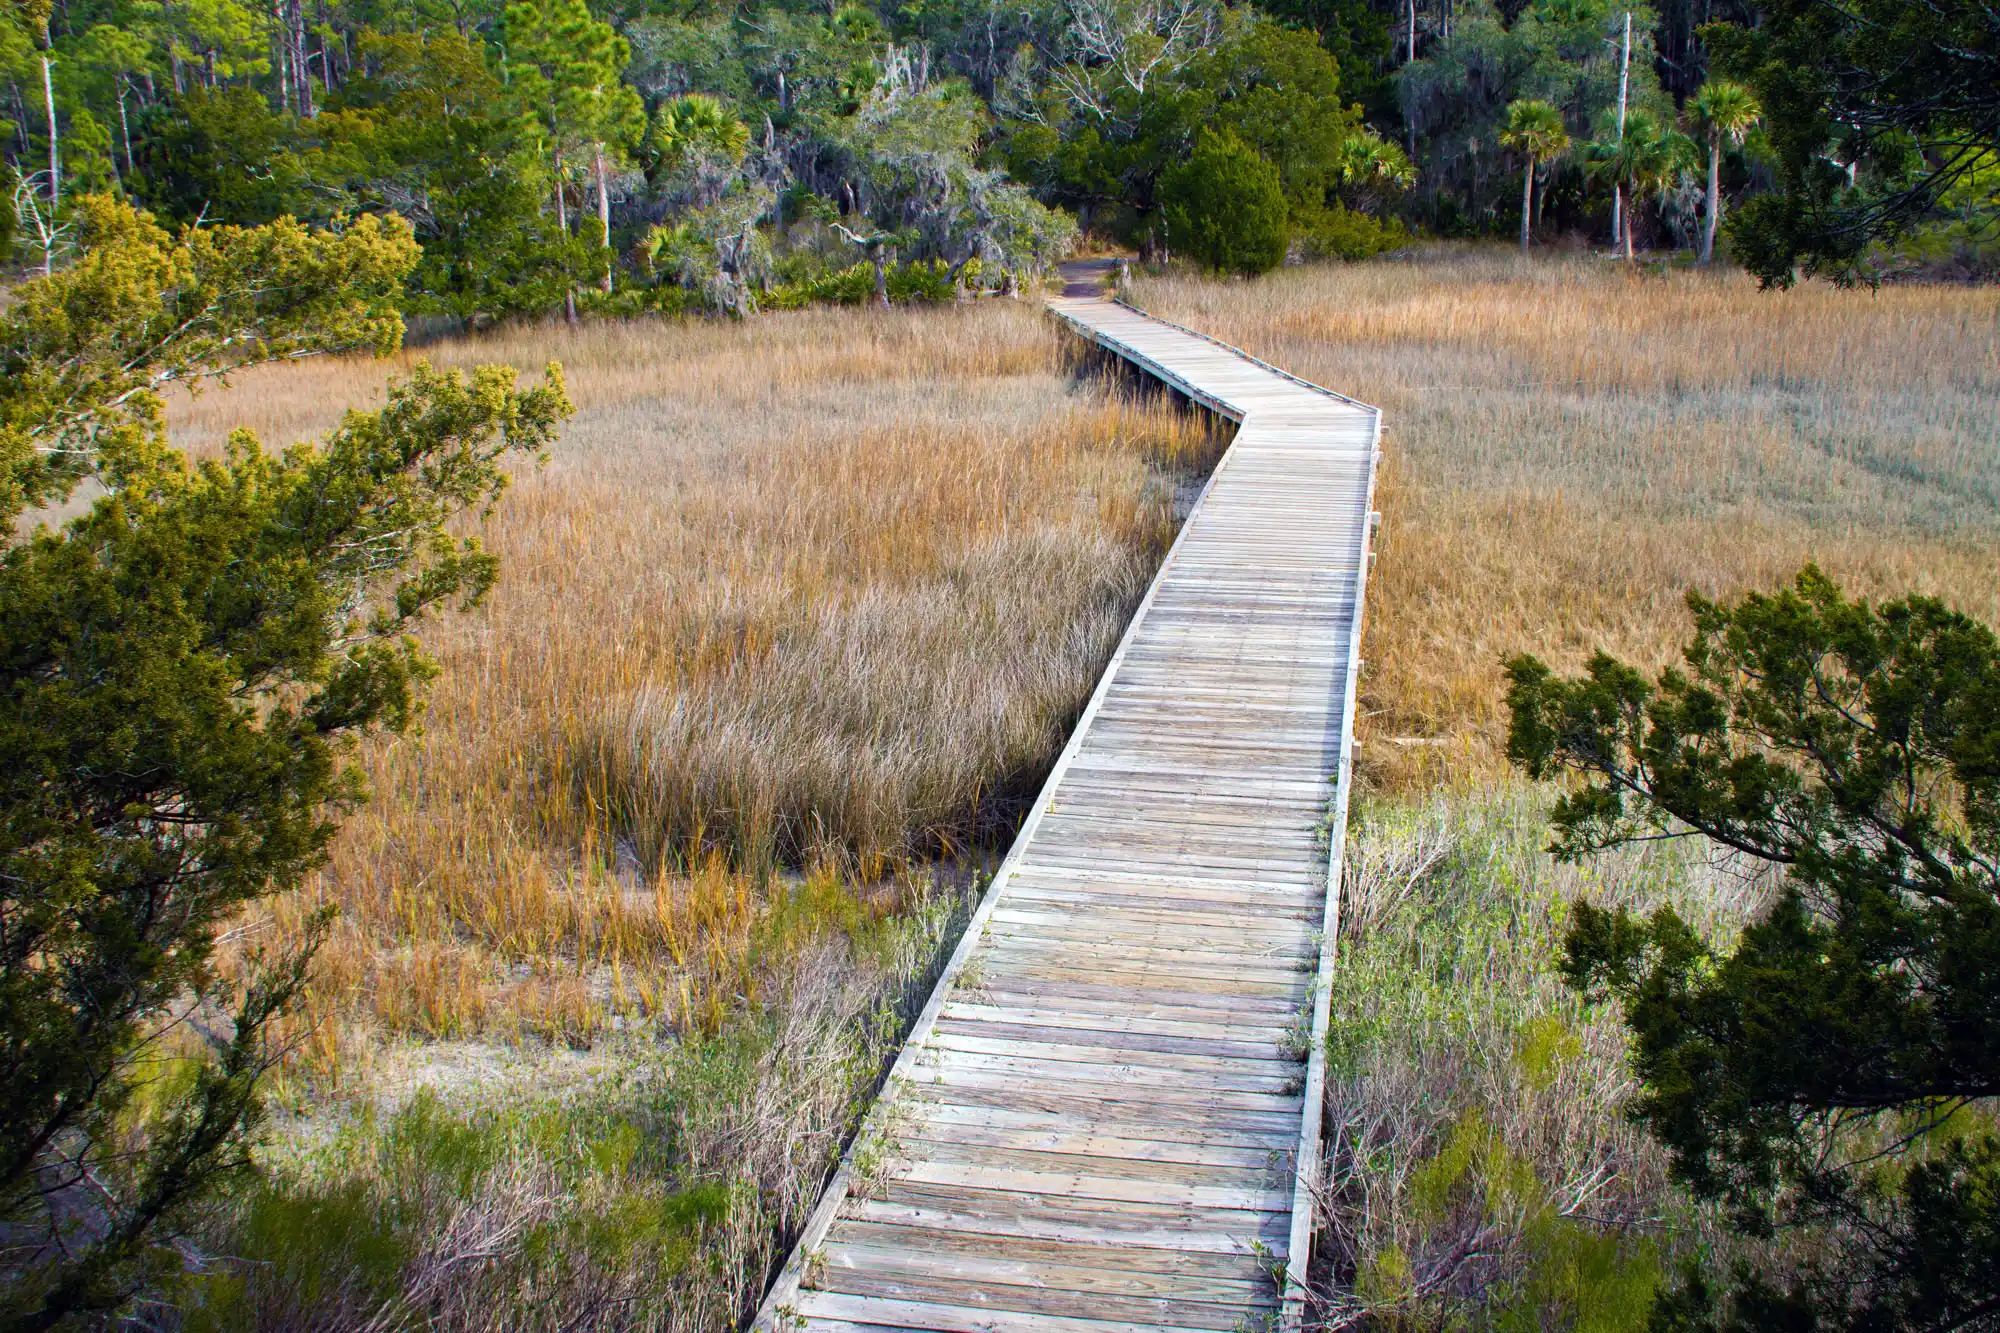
[163,303,1219,1062]
[1129,248,2000,788]
[189,882,969,1333]
[156,303,1221,1329]
[161,256,1997,1329]
[1119,251,2000,1326]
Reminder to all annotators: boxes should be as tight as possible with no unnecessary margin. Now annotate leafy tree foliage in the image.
[1586,107,1695,260]
[127,85,316,225]
[0,197,572,1327]
[1002,7,1401,253]
[0,196,410,517]
[326,31,611,327]
[503,0,644,291]
[1160,127,1289,273]
[1505,566,2000,1329]
[1397,0,1665,235]
[9,0,1983,277]
[1706,0,2000,287]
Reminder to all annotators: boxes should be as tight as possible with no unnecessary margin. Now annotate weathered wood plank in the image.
[831,1221,1271,1283]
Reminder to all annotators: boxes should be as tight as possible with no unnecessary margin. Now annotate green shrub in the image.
[766,258,976,310]
[1292,199,1408,261]
[1159,130,1290,275]
[887,258,955,302]
[182,1091,729,1330]
[1321,791,1737,1324]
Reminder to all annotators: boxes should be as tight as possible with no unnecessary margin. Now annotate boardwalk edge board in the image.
[750,291,1382,1333]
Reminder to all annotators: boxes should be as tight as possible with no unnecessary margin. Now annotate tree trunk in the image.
[1612,11,1630,246]
[594,143,613,293]
[1520,157,1534,250]
[1701,136,1720,264]
[117,82,133,178]
[288,0,314,117]
[318,1,335,98]
[1623,197,1635,261]
[1404,0,1418,158]
[40,54,57,207]
[555,148,578,322]
[274,1,291,116]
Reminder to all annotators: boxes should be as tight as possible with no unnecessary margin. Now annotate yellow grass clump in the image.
[166,302,1219,1073]
[1129,249,2000,788]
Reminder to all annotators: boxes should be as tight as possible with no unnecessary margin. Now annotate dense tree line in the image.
[3,0,1994,294]
[0,0,1416,308]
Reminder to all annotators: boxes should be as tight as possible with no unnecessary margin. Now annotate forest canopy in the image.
[9,0,1989,302]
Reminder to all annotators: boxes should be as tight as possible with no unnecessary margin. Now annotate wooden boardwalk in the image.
[753,289,1382,1333]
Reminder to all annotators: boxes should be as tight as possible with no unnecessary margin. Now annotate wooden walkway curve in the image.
[752,283,1382,1333]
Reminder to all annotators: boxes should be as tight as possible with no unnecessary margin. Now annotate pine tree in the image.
[503,0,644,298]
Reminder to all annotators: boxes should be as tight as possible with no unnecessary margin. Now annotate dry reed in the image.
[165,303,1216,1068]
[165,255,1997,1326]
[1129,248,2000,788]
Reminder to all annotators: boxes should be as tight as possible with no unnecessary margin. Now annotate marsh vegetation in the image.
[152,301,1223,1329]
[8,237,1994,1328]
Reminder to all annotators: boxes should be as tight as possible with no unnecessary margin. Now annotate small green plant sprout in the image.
[1282,1003,1313,1059]
[1513,1014,1583,1094]
[847,1095,913,1200]
[1246,1236,1288,1292]
[954,953,989,998]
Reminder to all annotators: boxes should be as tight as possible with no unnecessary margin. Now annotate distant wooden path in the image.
[752,282,1382,1333]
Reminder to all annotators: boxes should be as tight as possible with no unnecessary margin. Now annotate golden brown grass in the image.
[1128,249,2000,789]
[166,304,1215,1071]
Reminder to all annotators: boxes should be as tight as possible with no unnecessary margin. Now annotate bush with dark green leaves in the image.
[1506,566,2000,1329]
[0,198,571,1329]
[1159,130,1291,276]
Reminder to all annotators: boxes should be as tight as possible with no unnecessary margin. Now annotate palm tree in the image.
[1687,80,1761,264]
[1498,100,1571,251]
[1588,110,1696,261]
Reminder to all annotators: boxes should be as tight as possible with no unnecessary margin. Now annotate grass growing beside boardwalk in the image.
[158,303,1221,1328]
[187,884,969,1333]
[166,303,1218,1063]
[1129,250,2000,788]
